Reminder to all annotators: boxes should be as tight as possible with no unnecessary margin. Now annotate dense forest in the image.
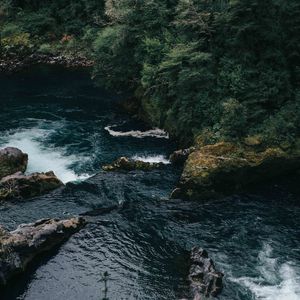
[1,0,299,146]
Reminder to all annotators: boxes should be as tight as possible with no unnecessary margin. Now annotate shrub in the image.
[1,32,32,54]
[219,99,247,139]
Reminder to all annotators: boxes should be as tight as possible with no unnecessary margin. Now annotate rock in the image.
[169,147,196,165]
[188,247,223,298]
[0,171,64,201]
[0,147,28,179]
[102,157,163,172]
[174,141,300,200]
[0,217,86,285]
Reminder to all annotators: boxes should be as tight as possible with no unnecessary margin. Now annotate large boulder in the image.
[188,247,223,298]
[172,141,300,200]
[0,171,64,201]
[102,157,163,172]
[0,217,86,285]
[0,147,28,179]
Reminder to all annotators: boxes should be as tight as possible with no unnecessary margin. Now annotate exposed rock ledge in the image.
[102,157,163,172]
[172,141,300,200]
[0,217,86,285]
[0,171,64,201]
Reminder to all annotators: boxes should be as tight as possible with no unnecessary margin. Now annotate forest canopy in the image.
[1,0,299,146]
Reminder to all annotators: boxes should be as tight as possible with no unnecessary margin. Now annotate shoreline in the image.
[0,53,94,73]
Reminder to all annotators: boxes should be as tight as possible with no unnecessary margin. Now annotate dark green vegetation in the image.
[0,0,105,57]
[1,0,300,146]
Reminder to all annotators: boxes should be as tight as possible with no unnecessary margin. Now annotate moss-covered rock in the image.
[172,141,300,200]
[102,157,163,172]
[0,147,28,179]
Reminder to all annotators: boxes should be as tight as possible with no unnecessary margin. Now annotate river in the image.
[0,66,299,300]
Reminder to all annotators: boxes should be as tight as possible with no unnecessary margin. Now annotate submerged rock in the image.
[0,147,28,179]
[173,141,300,200]
[169,147,196,165]
[0,217,86,285]
[188,247,223,298]
[0,171,64,201]
[102,157,163,172]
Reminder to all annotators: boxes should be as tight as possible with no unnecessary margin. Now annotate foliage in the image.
[38,43,55,54]
[93,0,300,145]
[1,0,300,146]
[0,23,22,38]
[219,98,247,139]
[0,23,32,54]
[18,12,56,37]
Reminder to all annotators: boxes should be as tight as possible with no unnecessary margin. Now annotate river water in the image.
[0,66,299,300]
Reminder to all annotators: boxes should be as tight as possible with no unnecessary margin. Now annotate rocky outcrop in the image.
[0,147,64,201]
[188,247,223,298]
[0,147,28,179]
[172,141,300,200]
[0,217,86,285]
[169,147,196,165]
[102,157,163,172]
[0,171,64,201]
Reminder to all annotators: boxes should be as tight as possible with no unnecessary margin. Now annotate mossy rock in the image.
[173,141,300,200]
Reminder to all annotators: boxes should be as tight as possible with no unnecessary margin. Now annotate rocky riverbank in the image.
[0,53,94,73]
[0,217,86,285]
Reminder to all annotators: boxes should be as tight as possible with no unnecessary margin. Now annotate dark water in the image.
[0,67,299,300]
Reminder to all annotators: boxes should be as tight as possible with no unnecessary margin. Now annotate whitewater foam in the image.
[0,128,89,183]
[230,243,300,300]
[131,154,170,164]
[104,125,169,139]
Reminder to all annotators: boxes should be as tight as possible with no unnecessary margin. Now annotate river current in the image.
[0,66,299,300]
